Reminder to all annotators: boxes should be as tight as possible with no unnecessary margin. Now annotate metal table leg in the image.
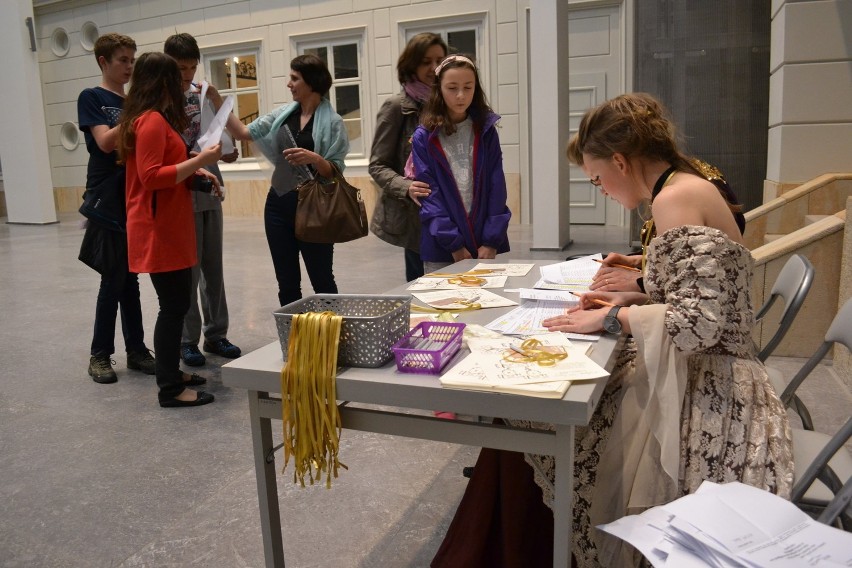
[249,390,285,567]
[553,424,575,567]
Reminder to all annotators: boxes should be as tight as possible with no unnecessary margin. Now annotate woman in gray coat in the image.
[368,33,447,281]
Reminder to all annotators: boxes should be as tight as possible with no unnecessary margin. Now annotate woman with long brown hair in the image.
[117,52,222,408]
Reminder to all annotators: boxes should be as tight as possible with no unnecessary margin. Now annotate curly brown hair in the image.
[117,52,188,163]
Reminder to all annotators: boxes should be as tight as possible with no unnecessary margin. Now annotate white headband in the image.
[434,55,475,76]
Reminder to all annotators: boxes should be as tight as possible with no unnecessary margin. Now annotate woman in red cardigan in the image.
[117,52,222,408]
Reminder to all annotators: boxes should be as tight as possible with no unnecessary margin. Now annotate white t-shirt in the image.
[438,116,474,213]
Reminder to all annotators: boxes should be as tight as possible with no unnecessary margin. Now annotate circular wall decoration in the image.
[60,122,80,150]
[50,27,70,57]
[80,22,99,52]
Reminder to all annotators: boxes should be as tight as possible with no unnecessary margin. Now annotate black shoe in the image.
[88,355,118,384]
[181,344,206,367]
[127,348,156,375]
[182,373,207,386]
[203,338,241,358]
[159,391,215,408]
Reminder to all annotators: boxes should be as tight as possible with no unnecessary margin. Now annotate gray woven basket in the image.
[273,294,411,368]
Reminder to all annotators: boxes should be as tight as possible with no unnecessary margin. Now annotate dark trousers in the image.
[264,190,337,307]
[404,247,424,281]
[91,252,145,356]
[150,268,193,401]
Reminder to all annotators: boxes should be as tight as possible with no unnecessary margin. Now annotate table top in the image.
[223,259,623,426]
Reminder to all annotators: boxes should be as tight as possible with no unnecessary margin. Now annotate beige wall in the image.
[767,0,852,187]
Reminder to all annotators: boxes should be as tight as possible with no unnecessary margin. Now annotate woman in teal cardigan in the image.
[232,54,349,306]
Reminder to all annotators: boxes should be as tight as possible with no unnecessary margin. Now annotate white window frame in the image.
[293,30,368,163]
[402,14,489,96]
[201,42,263,164]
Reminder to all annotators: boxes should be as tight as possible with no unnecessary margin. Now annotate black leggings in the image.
[264,190,337,306]
[150,268,192,401]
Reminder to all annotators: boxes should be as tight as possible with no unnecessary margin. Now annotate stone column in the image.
[529,0,571,250]
[0,0,57,224]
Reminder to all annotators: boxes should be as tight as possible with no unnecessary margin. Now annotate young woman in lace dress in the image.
[431,93,793,568]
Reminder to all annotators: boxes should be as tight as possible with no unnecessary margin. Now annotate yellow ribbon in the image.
[502,338,568,367]
[424,269,498,278]
[447,275,487,287]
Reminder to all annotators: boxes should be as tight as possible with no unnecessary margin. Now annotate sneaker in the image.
[203,338,241,359]
[127,349,156,375]
[88,355,118,384]
[181,344,206,367]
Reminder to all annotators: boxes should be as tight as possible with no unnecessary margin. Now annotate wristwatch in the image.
[603,306,623,335]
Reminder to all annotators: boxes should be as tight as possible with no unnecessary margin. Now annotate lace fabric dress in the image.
[512,225,794,568]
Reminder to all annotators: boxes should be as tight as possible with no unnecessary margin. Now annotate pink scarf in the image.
[403,80,431,104]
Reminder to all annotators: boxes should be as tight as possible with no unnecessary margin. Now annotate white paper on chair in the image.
[598,480,852,567]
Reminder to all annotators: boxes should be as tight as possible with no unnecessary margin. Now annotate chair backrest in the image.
[755,254,815,361]
[781,298,852,406]
[792,417,852,520]
[818,474,852,529]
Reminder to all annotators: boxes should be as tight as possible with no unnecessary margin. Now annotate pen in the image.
[570,291,617,308]
[593,258,641,273]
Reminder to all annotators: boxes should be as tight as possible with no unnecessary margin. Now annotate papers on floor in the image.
[484,300,601,341]
[439,333,609,398]
[535,254,602,292]
[411,289,517,310]
[599,480,852,568]
[407,275,508,291]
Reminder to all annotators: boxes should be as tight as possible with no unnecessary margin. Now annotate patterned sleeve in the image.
[645,226,748,354]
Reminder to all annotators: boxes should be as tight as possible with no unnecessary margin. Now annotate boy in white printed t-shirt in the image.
[164,33,243,366]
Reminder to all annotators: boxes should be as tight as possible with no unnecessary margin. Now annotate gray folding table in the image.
[223,259,623,567]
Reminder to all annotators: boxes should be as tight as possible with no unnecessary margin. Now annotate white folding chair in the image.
[756,254,815,362]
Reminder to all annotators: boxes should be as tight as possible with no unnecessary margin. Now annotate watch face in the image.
[604,307,622,334]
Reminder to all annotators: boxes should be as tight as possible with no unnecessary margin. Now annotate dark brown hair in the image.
[420,55,492,135]
[94,33,136,69]
[117,52,188,163]
[164,32,200,62]
[396,32,447,84]
[291,54,333,97]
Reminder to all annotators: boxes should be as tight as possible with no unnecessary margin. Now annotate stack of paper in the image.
[533,254,602,292]
[599,480,852,567]
[439,334,609,398]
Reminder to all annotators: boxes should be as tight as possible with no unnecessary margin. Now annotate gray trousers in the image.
[181,209,229,346]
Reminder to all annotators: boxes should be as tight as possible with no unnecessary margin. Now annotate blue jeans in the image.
[264,190,337,307]
[90,240,146,356]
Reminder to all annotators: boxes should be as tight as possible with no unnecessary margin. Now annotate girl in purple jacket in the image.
[410,55,511,273]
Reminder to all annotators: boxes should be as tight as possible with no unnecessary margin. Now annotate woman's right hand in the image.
[408,180,431,206]
[452,247,473,262]
[197,142,223,167]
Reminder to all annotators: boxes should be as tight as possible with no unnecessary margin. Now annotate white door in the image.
[567,4,624,224]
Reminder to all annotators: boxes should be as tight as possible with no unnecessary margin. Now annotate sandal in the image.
[183,373,207,386]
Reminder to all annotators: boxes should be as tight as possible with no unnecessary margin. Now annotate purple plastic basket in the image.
[391,321,466,375]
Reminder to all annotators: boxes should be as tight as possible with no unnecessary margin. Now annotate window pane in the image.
[209,58,231,90]
[343,118,362,155]
[234,54,258,89]
[236,92,260,158]
[332,43,358,79]
[334,85,360,119]
[447,30,477,60]
[304,46,328,65]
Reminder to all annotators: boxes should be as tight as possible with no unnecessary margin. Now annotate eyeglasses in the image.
[590,175,602,187]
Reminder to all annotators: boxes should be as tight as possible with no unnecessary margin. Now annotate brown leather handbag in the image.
[294,164,368,244]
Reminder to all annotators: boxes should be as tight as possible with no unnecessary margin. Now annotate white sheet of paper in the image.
[471,263,535,277]
[539,254,602,287]
[484,300,601,341]
[407,275,508,291]
[411,288,517,310]
[197,85,235,152]
[519,288,580,302]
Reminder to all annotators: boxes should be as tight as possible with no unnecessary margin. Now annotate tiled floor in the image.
[0,214,848,567]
